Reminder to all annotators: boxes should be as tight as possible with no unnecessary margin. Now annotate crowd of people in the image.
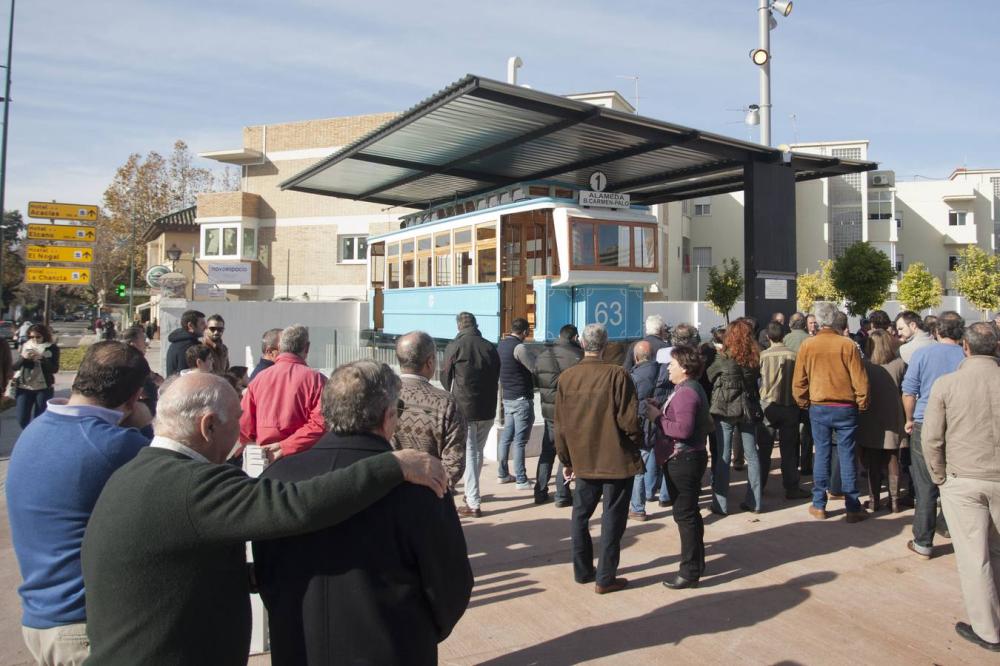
[4,302,1000,664]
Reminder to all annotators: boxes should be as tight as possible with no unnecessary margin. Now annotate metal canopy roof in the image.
[281,75,876,209]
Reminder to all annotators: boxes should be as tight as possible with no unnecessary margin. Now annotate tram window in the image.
[434,233,451,286]
[554,188,573,199]
[572,223,595,266]
[529,185,549,197]
[401,239,415,288]
[598,224,631,268]
[454,227,473,285]
[512,187,525,200]
[477,223,497,283]
[370,243,385,288]
[386,243,400,289]
[634,226,656,269]
[416,236,432,287]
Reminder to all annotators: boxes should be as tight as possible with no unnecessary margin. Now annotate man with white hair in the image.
[623,314,669,372]
[792,302,869,523]
[81,372,448,665]
[240,324,326,462]
[556,323,643,594]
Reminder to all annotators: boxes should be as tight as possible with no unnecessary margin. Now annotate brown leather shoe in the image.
[595,577,629,594]
[845,509,869,523]
[627,511,648,522]
[457,504,482,518]
[808,505,827,520]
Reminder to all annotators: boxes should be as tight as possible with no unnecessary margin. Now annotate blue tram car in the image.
[367,181,659,342]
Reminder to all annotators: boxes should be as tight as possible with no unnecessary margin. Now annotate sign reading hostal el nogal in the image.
[206,263,251,285]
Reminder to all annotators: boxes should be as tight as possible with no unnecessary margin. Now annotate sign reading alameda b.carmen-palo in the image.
[578,190,631,208]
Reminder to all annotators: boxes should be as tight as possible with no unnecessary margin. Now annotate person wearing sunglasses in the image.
[202,314,230,374]
[12,324,60,429]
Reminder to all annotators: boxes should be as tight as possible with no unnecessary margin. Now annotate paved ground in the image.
[0,348,988,664]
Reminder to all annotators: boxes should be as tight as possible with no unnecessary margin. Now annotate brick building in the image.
[195,112,412,301]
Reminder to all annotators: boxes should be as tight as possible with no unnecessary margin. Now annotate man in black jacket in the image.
[255,360,472,665]
[622,314,669,372]
[81,372,449,665]
[164,309,206,376]
[532,324,582,506]
[441,312,501,517]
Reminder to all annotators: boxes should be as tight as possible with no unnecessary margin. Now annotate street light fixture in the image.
[745,104,761,127]
[752,0,793,146]
[166,244,182,271]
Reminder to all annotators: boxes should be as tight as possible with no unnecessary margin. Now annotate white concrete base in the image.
[483,422,545,461]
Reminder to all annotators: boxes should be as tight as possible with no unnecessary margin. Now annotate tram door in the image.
[369,242,385,330]
[500,210,555,340]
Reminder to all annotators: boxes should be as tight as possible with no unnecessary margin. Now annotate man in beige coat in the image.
[923,322,1000,653]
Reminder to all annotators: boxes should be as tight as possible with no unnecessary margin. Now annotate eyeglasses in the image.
[208,326,225,333]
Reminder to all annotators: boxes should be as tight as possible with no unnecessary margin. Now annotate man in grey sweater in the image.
[81,372,447,665]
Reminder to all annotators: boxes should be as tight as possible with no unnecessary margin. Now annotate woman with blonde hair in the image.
[707,319,763,515]
[857,328,907,513]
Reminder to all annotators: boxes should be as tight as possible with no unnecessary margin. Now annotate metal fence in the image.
[322,337,446,376]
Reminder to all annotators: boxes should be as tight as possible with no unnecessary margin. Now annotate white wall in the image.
[158,299,369,373]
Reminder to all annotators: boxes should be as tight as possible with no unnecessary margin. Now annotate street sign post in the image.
[26,245,94,264]
[27,223,97,242]
[28,201,99,222]
[26,267,91,285]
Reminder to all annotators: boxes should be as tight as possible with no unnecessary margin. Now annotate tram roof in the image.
[280,74,877,209]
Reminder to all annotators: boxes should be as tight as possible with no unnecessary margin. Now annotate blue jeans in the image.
[16,387,53,429]
[535,418,570,502]
[463,419,494,510]
[712,419,758,514]
[498,398,534,484]
[809,405,861,512]
[630,448,667,512]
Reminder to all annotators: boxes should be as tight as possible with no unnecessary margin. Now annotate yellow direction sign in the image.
[27,224,97,242]
[26,266,91,285]
[28,201,99,222]
[26,245,94,264]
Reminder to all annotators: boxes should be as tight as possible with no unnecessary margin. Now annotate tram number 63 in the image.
[593,301,623,327]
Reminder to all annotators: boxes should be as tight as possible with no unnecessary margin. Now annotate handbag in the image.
[740,373,764,424]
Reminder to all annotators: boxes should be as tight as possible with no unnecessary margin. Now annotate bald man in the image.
[629,339,667,520]
[82,372,448,665]
[394,331,468,488]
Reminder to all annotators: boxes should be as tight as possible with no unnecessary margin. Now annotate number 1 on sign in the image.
[593,301,622,326]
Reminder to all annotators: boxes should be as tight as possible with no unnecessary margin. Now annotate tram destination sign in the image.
[28,201,99,222]
[27,223,97,242]
[578,190,631,209]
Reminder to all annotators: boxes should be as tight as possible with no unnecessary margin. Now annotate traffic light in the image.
[115,283,127,298]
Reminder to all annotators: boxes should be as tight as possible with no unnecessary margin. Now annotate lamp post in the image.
[0,1,15,317]
[166,244,181,272]
[750,0,792,146]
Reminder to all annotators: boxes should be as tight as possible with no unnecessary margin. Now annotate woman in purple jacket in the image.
[645,345,714,590]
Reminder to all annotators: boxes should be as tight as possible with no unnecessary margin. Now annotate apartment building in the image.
[663,139,999,300]
[194,113,409,301]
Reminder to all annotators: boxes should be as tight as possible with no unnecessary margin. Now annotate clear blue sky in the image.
[7,0,999,215]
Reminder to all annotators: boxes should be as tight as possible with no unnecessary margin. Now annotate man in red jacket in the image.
[240,324,327,462]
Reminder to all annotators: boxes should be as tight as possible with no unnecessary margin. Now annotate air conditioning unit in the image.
[869,172,895,187]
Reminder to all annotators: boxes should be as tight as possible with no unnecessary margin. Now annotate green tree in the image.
[953,246,1000,319]
[896,261,943,313]
[94,140,215,305]
[796,259,841,312]
[830,242,895,316]
[705,257,744,324]
[2,209,26,310]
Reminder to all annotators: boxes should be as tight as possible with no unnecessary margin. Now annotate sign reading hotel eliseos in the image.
[28,201,99,221]
[26,245,94,264]
[25,266,91,285]
[27,224,97,242]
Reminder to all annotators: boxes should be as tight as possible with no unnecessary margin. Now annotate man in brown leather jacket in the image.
[555,323,642,595]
